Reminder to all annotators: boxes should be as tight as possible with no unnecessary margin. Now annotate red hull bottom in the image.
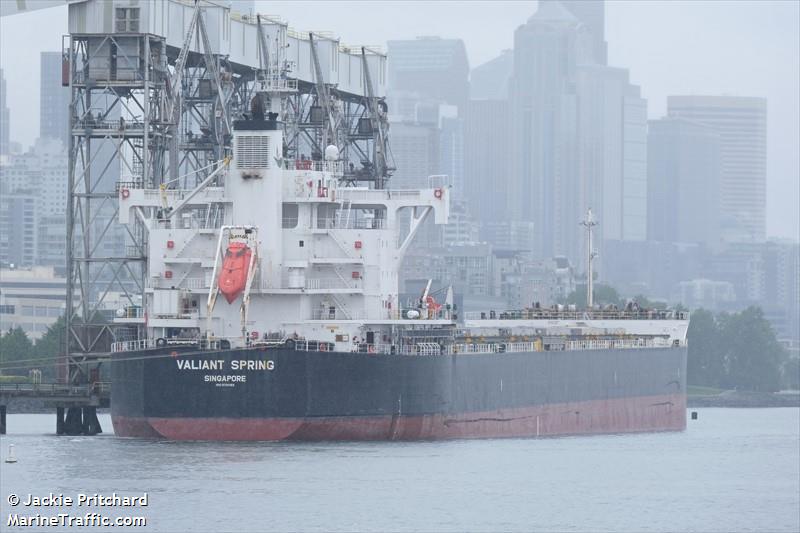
[112,394,686,441]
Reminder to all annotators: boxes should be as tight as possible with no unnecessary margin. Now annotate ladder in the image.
[337,199,352,229]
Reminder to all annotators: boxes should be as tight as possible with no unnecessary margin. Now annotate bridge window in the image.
[0,305,14,314]
[116,8,140,33]
[282,203,299,228]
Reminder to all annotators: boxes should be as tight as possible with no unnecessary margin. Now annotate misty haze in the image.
[0,1,798,532]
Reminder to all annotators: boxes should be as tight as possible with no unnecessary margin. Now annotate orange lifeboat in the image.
[218,242,253,304]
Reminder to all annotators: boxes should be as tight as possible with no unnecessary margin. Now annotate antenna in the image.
[580,208,598,309]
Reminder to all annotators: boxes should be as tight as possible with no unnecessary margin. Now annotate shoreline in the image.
[688,390,800,408]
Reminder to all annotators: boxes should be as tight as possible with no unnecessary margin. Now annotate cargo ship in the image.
[110,111,688,440]
[105,14,688,440]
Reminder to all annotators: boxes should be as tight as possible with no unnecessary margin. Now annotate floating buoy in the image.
[5,444,17,463]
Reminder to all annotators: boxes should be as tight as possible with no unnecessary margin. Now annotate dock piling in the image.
[56,406,65,435]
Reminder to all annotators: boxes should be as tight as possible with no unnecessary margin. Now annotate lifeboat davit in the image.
[218,242,252,304]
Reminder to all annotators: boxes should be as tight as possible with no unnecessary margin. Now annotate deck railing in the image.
[295,337,677,356]
[111,338,157,353]
[463,309,689,321]
[283,159,343,174]
[109,335,678,354]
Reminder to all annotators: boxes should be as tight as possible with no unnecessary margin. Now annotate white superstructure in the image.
[116,117,451,350]
[112,118,689,353]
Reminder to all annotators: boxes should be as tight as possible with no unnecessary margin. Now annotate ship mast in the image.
[580,208,598,309]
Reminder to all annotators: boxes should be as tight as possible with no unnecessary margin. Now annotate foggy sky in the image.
[0,0,797,239]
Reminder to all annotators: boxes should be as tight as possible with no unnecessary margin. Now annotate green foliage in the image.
[687,309,724,387]
[34,317,66,380]
[0,319,66,379]
[686,385,725,396]
[630,294,668,310]
[0,375,30,383]
[724,307,784,392]
[564,284,622,307]
[0,327,35,374]
[782,357,800,390]
[35,316,65,359]
[688,306,785,392]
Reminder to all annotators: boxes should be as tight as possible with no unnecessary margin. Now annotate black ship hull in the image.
[111,346,687,440]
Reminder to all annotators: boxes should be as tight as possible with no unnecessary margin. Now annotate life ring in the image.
[121,188,130,199]
[319,343,327,352]
[368,345,376,354]
[434,188,443,199]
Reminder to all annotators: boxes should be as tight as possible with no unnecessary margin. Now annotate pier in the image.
[0,382,110,436]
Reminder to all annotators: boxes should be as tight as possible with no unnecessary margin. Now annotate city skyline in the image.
[0,1,796,240]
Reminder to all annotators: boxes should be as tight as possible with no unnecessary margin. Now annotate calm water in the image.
[1,409,798,532]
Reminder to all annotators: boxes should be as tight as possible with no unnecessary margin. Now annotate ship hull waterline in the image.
[111,345,687,441]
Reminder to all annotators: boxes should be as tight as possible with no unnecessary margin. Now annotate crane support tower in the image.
[38,0,393,383]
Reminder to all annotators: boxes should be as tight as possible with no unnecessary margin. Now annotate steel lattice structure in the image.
[65,7,392,383]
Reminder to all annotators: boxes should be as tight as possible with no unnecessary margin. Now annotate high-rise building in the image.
[508,2,591,260]
[387,39,471,248]
[508,1,643,267]
[389,122,440,190]
[761,240,800,341]
[575,65,648,250]
[0,138,69,268]
[441,201,480,245]
[667,95,767,242]
[480,221,536,252]
[465,51,513,228]
[647,117,721,246]
[1,138,68,218]
[40,52,71,150]
[463,99,509,224]
[439,110,463,197]
[544,0,608,65]
[0,68,9,156]
[470,50,513,100]
[0,192,37,268]
[387,37,469,112]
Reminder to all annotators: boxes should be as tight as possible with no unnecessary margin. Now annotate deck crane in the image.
[165,0,202,129]
[361,47,390,189]
[309,33,342,153]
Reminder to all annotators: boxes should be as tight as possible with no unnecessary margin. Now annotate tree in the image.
[782,357,800,390]
[631,294,668,310]
[721,306,784,392]
[687,309,724,387]
[565,284,622,307]
[0,327,35,375]
[35,316,65,359]
[34,316,66,380]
